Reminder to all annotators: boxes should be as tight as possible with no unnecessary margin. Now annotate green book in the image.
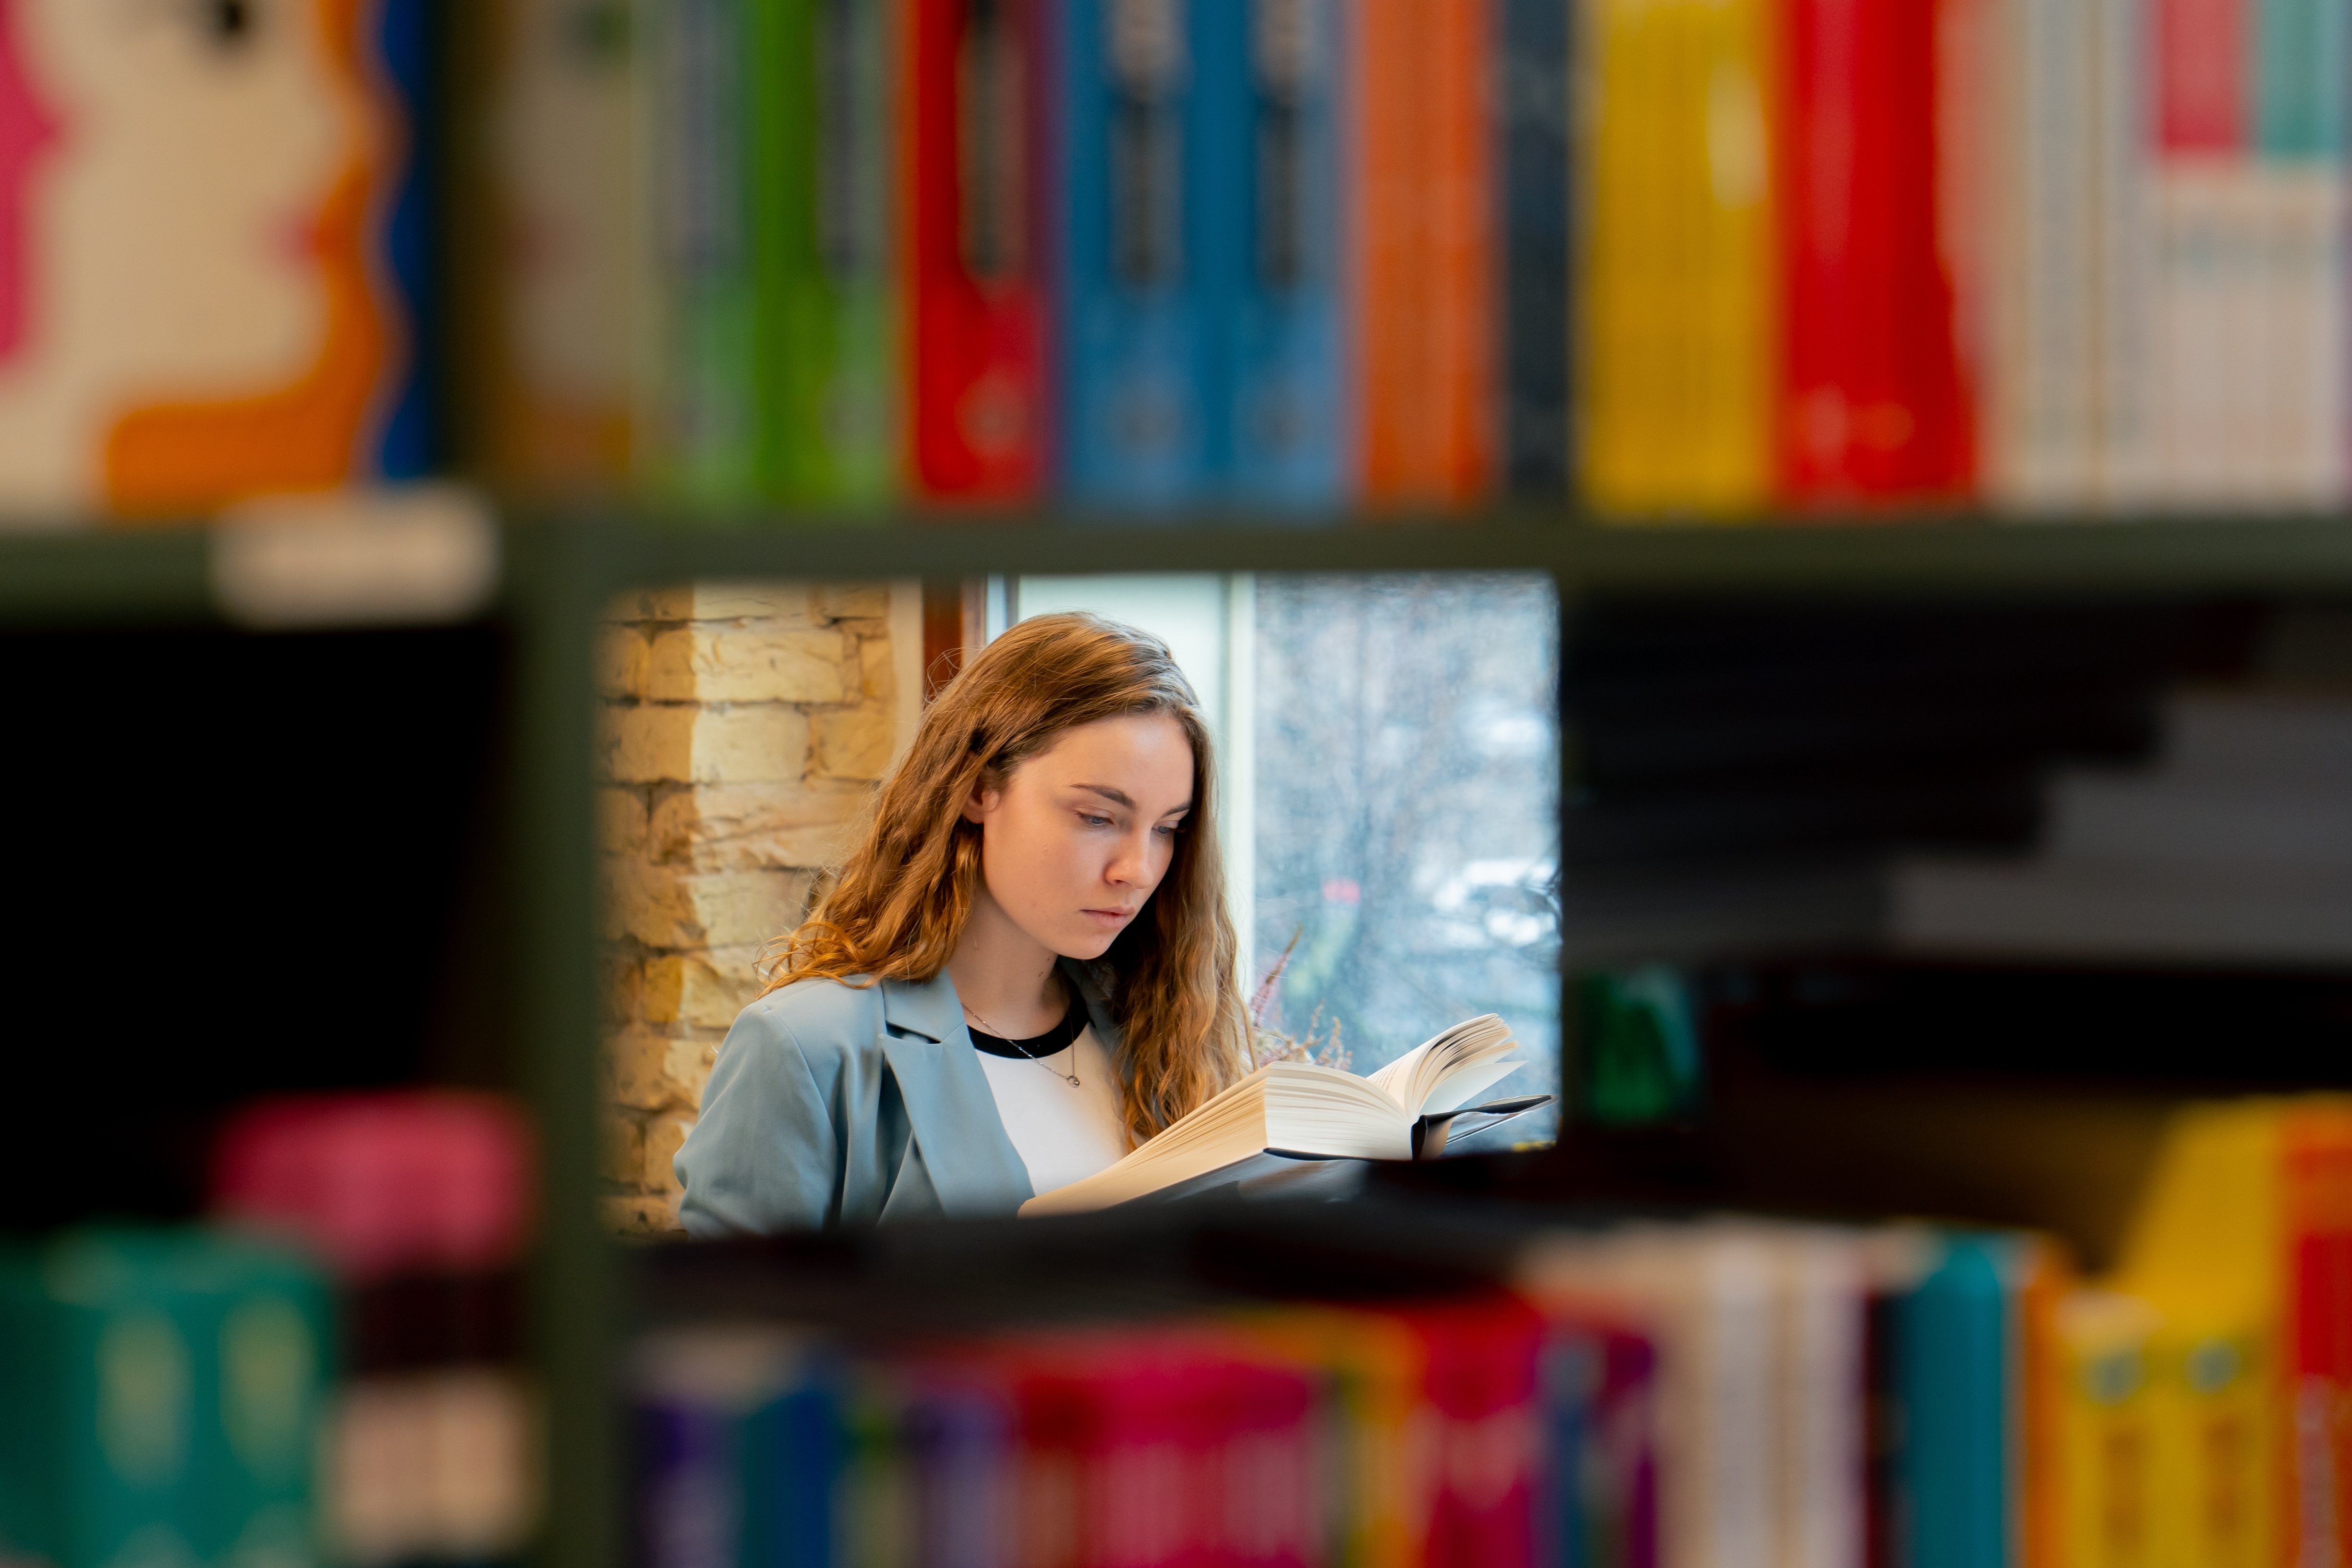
[0,1230,330,1568]
[751,0,897,509]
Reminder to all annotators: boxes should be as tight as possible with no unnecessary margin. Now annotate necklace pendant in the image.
[1064,1073,1081,1087]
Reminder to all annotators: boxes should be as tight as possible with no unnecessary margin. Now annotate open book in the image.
[1019,1015,1528,1217]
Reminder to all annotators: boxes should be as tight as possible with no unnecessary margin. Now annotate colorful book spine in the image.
[1578,0,1775,515]
[1498,0,1572,495]
[2282,1106,2352,1565]
[649,0,764,505]
[2250,0,2348,507]
[2147,0,2260,504]
[484,0,646,494]
[905,0,1053,500]
[1055,0,1227,508]
[1226,0,1347,509]
[757,0,899,507]
[1351,0,1495,508]
[1777,0,1977,502]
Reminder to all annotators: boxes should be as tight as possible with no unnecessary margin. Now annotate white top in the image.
[974,1025,1130,1198]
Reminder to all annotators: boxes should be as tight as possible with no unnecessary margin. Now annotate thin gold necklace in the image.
[962,996,1081,1088]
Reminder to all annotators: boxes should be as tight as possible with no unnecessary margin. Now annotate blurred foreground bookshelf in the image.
[15,507,2352,1567]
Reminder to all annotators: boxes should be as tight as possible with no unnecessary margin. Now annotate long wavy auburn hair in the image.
[765,611,1250,1144]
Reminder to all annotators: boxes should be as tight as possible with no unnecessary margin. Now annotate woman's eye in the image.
[1079,813,1113,827]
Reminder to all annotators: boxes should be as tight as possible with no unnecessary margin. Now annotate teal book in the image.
[0,1231,330,1568]
[753,0,898,509]
[1891,1235,2022,1568]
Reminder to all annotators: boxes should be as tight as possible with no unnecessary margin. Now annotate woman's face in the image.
[965,713,1197,961]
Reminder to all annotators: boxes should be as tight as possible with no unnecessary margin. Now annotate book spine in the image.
[1498,0,1573,495]
[2252,0,2348,506]
[1418,1298,1543,1568]
[905,0,1053,500]
[1892,1239,2013,1568]
[186,1251,333,1568]
[651,0,765,505]
[2284,1112,2352,1568]
[1985,0,2100,509]
[1054,0,1221,509]
[763,0,900,507]
[1778,0,1974,502]
[1577,0,1775,515]
[1351,0,1496,508]
[369,0,436,480]
[484,0,644,495]
[2148,0,2252,505]
[633,1393,746,1568]
[1227,0,1347,509]
[2091,0,2153,507]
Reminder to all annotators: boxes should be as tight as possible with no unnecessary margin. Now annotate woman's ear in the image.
[961,782,999,826]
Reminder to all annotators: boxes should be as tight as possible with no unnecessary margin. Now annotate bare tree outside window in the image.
[1251,573,1561,1143]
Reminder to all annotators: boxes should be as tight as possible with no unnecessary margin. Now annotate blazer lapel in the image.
[878,973,1033,1213]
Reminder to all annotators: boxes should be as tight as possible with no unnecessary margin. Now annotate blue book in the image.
[1220,0,1345,509]
[1055,0,1231,508]
[1499,0,1571,493]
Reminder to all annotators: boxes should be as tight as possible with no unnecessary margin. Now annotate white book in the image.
[1515,1223,1868,1568]
[1018,1015,1524,1217]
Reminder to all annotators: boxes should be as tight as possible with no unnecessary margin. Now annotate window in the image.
[1012,571,1561,1145]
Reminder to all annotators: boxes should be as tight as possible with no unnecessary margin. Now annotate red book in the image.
[993,1327,1319,1568]
[903,0,1053,500]
[1406,1295,1545,1568]
[1777,0,1977,502]
[2286,1112,2352,1566]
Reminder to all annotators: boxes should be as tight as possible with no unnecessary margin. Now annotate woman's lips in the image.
[1082,907,1139,927]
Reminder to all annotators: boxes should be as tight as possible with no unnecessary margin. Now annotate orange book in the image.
[1350,0,1495,510]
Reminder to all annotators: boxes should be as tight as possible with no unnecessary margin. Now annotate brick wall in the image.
[595,582,918,1234]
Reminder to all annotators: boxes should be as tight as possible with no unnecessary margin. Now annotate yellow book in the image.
[2046,1289,2163,1568]
[1579,0,1775,517]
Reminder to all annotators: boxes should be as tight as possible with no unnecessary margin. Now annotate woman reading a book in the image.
[673,613,1251,1234]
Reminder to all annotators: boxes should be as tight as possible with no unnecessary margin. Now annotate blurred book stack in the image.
[1893,691,2352,963]
[489,0,1562,515]
[619,1094,2352,1568]
[212,1094,540,1568]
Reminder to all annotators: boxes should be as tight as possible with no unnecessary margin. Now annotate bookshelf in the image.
[12,508,2352,1568]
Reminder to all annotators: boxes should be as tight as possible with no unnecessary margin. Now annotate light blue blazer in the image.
[674,959,1125,1236]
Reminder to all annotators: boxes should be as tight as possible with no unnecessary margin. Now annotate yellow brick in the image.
[644,1115,695,1197]
[686,583,816,623]
[597,629,648,699]
[599,1114,644,1185]
[597,789,648,856]
[678,946,767,1030]
[664,1035,721,1104]
[606,958,643,1025]
[643,626,849,705]
[606,864,811,949]
[605,1028,670,1111]
[649,782,867,871]
[810,705,896,781]
[606,1029,721,1112]
[816,583,889,620]
[601,704,810,785]
[858,634,895,703]
[641,957,683,1024]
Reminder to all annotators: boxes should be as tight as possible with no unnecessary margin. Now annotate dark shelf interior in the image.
[1,620,515,1230]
